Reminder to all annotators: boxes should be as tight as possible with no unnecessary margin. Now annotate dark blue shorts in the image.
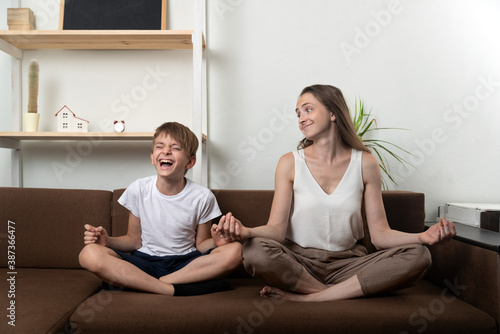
[114,248,212,279]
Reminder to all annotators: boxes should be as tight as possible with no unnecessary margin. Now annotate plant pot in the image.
[23,113,40,132]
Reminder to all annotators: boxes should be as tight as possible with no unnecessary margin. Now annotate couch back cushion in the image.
[212,189,274,227]
[111,189,424,241]
[111,188,129,236]
[381,191,425,232]
[361,191,425,252]
[0,187,112,268]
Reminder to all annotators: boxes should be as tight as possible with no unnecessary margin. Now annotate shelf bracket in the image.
[0,39,22,60]
[0,138,21,149]
[1,138,23,188]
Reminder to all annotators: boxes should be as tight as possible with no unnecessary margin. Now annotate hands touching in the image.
[83,224,109,246]
[419,218,456,246]
[211,224,231,247]
[214,212,249,244]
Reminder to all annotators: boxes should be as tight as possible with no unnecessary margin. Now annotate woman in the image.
[217,84,455,301]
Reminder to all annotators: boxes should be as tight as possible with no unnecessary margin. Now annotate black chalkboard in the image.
[60,0,167,30]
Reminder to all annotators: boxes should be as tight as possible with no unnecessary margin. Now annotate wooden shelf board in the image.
[0,30,206,50]
[0,131,207,142]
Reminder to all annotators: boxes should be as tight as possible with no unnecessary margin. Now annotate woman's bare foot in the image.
[260,285,309,302]
[260,275,363,302]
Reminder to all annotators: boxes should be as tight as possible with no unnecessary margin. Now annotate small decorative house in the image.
[55,105,89,132]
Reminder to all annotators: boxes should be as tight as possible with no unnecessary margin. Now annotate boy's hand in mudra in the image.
[83,224,110,246]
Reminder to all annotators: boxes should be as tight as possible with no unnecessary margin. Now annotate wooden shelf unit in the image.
[0,0,208,187]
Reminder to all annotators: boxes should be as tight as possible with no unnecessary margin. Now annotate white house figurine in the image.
[55,105,89,132]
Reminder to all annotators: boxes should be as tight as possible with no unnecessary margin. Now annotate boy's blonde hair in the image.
[152,122,199,158]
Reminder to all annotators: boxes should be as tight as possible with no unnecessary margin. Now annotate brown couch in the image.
[0,187,498,334]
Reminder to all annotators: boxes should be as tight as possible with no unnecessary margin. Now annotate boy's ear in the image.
[185,155,196,170]
[150,152,154,166]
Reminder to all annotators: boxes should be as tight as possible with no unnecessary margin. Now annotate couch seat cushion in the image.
[70,278,496,334]
[0,268,101,334]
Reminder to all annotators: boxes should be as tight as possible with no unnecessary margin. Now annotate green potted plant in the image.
[23,59,40,132]
[351,98,413,189]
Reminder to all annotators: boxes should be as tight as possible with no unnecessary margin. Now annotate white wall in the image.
[1,0,499,220]
[206,0,500,220]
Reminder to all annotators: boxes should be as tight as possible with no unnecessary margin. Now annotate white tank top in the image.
[286,148,364,252]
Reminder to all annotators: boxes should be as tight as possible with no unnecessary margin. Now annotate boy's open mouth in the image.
[160,159,174,168]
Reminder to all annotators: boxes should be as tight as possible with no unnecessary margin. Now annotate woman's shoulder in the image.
[278,151,296,166]
[361,150,382,181]
[361,150,378,167]
[275,152,295,179]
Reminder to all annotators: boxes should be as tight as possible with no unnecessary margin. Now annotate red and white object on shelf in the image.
[113,120,125,132]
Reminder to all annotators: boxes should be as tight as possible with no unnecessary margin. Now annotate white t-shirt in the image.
[118,176,221,256]
[286,148,364,252]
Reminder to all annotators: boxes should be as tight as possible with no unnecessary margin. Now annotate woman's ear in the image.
[331,113,336,122]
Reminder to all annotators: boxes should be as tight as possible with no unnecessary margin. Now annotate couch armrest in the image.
[426,239,500,328]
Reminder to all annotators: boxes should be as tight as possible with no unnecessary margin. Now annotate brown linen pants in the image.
[242,237,432,297]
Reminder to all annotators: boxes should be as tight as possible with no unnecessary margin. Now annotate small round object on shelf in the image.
[113,120,125,132]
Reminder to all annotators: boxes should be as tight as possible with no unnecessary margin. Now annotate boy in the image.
[79,122,242,296]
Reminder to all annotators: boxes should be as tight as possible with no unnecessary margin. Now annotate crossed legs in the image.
[159,242,242,284]
[78,242,242,295]
[242,238,432,302]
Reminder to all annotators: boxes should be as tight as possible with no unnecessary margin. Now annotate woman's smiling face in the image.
[295,92,336,140]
